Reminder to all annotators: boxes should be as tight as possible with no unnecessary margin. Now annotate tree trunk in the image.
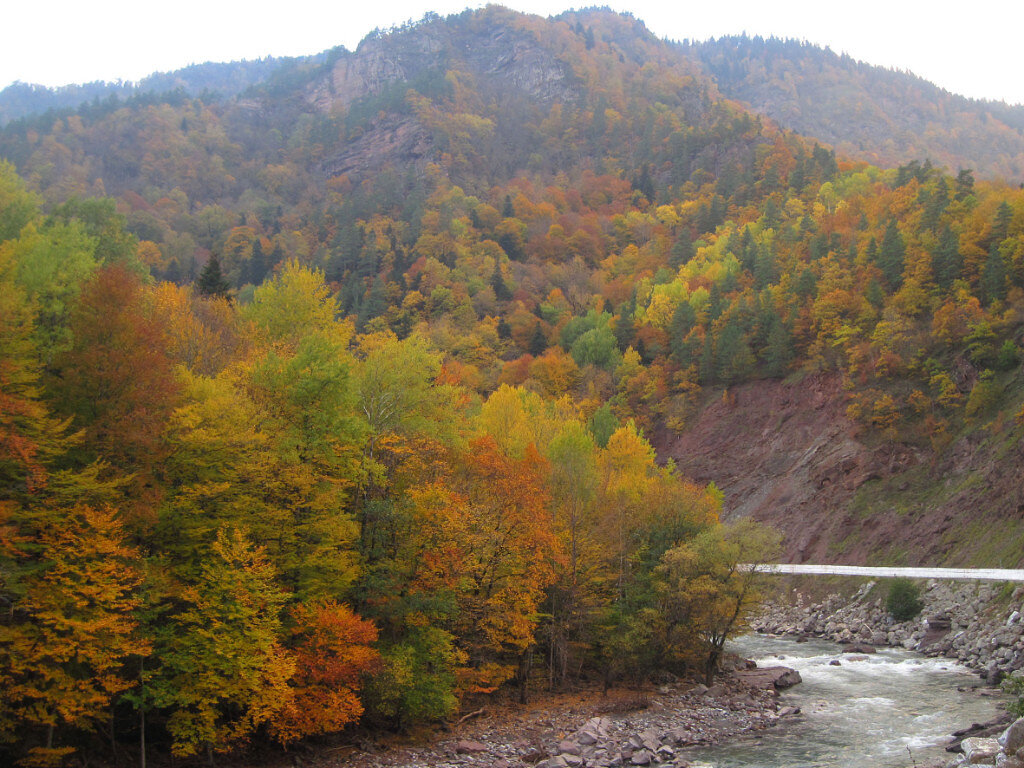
[140,656,147,768]
[704,645,722,687]
[517,647,533,704]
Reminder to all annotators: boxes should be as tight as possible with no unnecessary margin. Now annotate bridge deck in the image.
[753,564,1024,581]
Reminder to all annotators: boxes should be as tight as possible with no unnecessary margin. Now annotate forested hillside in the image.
[0,58,293,126]
[3,5,1024,765]
[685,35,1024,180]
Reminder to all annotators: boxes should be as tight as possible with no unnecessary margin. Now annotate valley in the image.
[1,5,1024,767]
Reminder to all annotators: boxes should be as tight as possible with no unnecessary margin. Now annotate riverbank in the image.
[297,670,800,768]
[753,579,1024,683]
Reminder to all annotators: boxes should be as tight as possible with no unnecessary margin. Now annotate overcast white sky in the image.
[3,1,1022,105]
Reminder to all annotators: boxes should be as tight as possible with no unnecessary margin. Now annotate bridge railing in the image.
[742,564,1024,582]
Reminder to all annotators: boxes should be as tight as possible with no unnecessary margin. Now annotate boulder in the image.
[1000,717,1024,756]
[455,739,489,754]
[961,737,1001,764]
[557,740,581,755]
[735,665,802,690]
[842,643,877,654]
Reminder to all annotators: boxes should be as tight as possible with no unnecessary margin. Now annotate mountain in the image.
[5,5,1024,760]
[6,15,1024,182]
[0,57,296,126]
[684,35,1024,180]
[1,5,1023,568]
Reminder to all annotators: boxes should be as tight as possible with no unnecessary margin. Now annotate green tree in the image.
[668,300,697,366]
[587,403,619,449]
[197,255,231,299]
[878,219,905,289]
[715,318,755,383]
[490,261,512,301]
[528,321,547,356]
[0,161,40,243]
[151,529,293,757]
[9,220,99,361]
[546,422,601,686]
[669,231,694,270]
[885,577,923,622]
[932,225,962,291]
[0,245,72,497]
[49,197,141,272]
[763,315,793,378]
[981,243,1007,306]
[655,520,780,685]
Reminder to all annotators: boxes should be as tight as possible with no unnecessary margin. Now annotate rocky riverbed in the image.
[753,580,1024,684]
[750,579,1024,767]
[316,669,802,768]
[290,580,1023,768]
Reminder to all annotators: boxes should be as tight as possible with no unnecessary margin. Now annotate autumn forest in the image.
[2,5,1024,766]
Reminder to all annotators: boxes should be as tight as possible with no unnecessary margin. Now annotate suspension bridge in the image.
[749,564,1024,581]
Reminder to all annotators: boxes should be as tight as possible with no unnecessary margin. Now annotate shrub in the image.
[1003,673,1024,717]
[886,577,923,622]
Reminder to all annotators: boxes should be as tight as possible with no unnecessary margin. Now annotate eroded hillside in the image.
[660,371,1024,567]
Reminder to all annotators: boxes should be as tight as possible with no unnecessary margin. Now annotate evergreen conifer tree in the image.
[528,322,547,356]
[981,244,1007,306]
[878,220,905,289]
[197,255,231,299]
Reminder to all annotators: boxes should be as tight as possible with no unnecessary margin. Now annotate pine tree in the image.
[992,201,1012,246]
[528,322,547,356]
[981,243,1007,306]
[955,168,975,200]
[490,262,512,301]
[754,243,777,289]
[357,278,388,330]
[614,309,635,352]
[933,225,962,291]
[715,319,754,383]
[698,331,715,385]
[922,179,949,231]
[669,300,697,365]
[249,237,269,286]
[764,316,793,378]
[878,220,905,289]
[669,231,694,270]
[197,255,231,299]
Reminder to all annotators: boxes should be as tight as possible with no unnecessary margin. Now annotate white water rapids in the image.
[681,634,1006,768]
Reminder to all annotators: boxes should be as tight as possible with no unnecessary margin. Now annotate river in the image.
[681,634,1005,768]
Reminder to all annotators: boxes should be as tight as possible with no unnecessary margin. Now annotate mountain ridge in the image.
[685,34,1024,180]
[5,8,1024,180]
